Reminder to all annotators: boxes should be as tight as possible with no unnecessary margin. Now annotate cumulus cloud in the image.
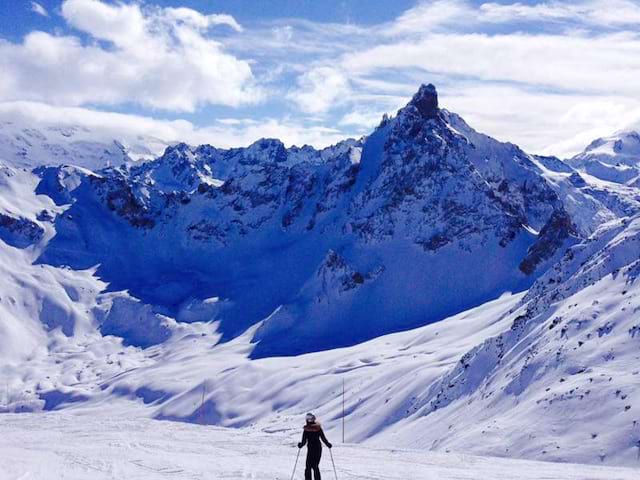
[287,67,351,114]
[30,2,48,17]
[0,0,259,111]
[339,110,386,130]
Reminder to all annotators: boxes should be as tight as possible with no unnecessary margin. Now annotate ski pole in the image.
[329,447,338,480]
[290,448,301,480]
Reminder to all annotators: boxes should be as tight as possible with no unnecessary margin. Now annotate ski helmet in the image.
[306,413,316,423]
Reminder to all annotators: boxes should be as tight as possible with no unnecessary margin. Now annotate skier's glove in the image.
[298,443,303,449]
[327,443,333,449]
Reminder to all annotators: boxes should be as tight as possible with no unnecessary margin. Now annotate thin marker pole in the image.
[342,378,345,444]
[200,383,206,425]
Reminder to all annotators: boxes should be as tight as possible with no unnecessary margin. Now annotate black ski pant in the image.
[305,447,322,480]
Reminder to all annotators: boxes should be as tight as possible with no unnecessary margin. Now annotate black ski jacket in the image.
[298,422,332,450]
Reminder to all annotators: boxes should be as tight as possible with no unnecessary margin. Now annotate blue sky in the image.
[1,1,421,41]
[1,0,640,157]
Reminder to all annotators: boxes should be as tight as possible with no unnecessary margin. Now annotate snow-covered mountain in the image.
[567,131,640,185]
[31,85,583,357]
[2,84,640,468]
[0,121,166,170]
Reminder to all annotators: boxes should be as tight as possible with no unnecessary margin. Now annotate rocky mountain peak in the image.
[407,83,439,119]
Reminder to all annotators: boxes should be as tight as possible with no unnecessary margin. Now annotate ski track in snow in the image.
[0,412,637,480]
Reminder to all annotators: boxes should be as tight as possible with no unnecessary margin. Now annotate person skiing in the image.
[297,412,332,480]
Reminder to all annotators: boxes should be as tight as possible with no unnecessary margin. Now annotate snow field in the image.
[1,412,638,480]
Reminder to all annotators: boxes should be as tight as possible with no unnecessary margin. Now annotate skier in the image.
[297,413,332,480]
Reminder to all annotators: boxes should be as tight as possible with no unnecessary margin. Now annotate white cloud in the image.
[163,7,243,32]
[339,110,385,129]
[30,1,48,17]
[272,25,293,43]
[278,0,640,145]
[479,2,579,23]
[545,102,640,158]
[61,0,147,47]
[206,117,350,148]
[0,0,259,111]
[342,32,640,96]
[379,0,640,37]
[386,0,473,35]
[441,84,640,157]
[324,22,640,156]
[287,67,351,114]
[479,0,640,27]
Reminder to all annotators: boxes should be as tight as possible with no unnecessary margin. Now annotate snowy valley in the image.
[2,84,640,478]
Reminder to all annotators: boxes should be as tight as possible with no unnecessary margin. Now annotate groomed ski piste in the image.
[1,412,638,479]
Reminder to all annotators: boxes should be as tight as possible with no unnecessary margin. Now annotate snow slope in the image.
[1,413,637,480]
[370,215,640,466]
[4,221,640,466]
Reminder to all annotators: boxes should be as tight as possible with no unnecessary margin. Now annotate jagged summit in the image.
[406,83,439,119]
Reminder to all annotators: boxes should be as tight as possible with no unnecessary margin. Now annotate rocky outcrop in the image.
[0,213,44,248]
[410,83,439,119]
[519,211,578,275]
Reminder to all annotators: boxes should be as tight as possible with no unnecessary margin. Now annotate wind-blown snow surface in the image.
[3,84,640,471]
[1,413,637,480]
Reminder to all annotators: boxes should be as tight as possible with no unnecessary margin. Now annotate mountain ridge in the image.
[29,84,585,357]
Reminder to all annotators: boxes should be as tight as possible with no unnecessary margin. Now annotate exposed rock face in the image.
[348,85,568,262]
[519,211,578,275]
[409,83,439,119]
[317,250,383,294]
